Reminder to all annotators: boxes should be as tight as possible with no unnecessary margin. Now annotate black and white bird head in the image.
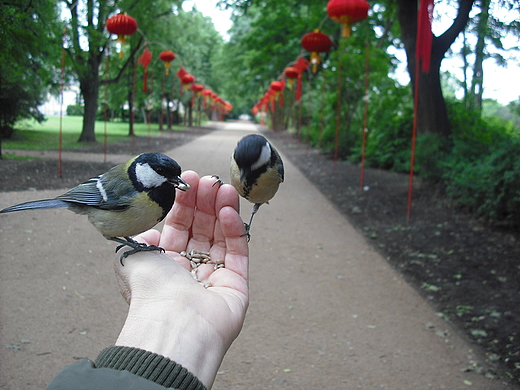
[130,153,190,192]
[233,134,273,182]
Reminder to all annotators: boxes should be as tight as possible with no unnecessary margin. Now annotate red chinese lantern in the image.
[301,29,333,73]
[138,46,152,92]
[284,67,299,89]
[270,81,283,92]
[189,84,203,107]
[202,89,212,109]
[270,80,285,108]
[181,73,195,86]
[327,0,369,38]
[181,74,195,100]
[210,92,218,110]
[159,50,176,75]
[191,84,204,93]
[106,13,138,57]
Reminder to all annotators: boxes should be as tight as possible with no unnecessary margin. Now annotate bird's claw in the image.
[211,175,224,187]
[111,237,165,265]
[241,223,251,242]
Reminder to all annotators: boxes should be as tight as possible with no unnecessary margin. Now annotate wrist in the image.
[95,346,207,390]
[114,298,227,389]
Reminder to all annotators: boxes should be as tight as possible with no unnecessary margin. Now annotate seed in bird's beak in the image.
[175,178,190,191]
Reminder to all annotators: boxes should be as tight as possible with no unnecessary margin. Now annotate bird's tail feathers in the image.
[0,199,69,213]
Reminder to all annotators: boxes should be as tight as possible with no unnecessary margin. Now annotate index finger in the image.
[159,170,199,252]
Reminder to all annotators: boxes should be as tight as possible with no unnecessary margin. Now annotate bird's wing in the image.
[278,162,285,183]
[274,149,284,182]
[57,176,134,211]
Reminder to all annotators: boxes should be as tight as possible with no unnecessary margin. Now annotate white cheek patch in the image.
[135,163,168,188]
[251,142,271,171]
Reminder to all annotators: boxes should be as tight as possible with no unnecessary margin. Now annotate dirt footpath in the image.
[0,122,514,389]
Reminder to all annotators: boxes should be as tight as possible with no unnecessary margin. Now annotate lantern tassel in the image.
[342,23,351,38]
[143,68,148,92]
[296,74,303,102]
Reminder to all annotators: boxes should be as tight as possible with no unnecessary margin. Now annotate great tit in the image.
[230,134,284,238]
[0,153,190,263]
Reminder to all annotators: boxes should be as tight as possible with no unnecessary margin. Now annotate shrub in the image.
[415,133,451,183]
[66,105,84,116]
[445,138,520,225]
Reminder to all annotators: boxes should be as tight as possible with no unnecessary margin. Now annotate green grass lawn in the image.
[4,116,185,151]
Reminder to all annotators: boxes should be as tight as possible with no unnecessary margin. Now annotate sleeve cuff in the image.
[95,346,207,390]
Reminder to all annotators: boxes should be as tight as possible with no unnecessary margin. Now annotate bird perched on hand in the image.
[230,134,284,239]
[0,153,190,263]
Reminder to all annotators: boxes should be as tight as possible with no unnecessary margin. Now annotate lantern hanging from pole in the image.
[138,46,152,92]
[159,50,176,75]
[270,81,283,93]
[106,13,138,57]
[326,0,369,38]
[284,67,299,89]
[191,83,204,107]
[181,73,195,91]
[301,29,333,73]
[270,80,284,108]
[202,89,212,109]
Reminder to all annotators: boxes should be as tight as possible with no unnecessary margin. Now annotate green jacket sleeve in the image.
[45,346,207,390]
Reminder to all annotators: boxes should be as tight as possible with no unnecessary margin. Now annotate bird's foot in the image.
[211,175,225,187]
[241,223,251,242]
[110,237,165,265]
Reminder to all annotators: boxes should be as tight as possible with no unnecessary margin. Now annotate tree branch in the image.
[436,0,475,55]
[101,36,145,85]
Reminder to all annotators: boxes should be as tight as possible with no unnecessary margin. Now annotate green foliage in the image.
[67,105,84,116]
[412,101,520,224]
[0,0,62,139]
[445,138,520,224]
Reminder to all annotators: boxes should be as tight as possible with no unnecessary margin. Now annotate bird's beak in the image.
[173,177,190,191]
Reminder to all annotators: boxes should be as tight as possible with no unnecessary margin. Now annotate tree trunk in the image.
[78,69,100,143]
[396,0,475,138]
[410,53,451,138]
[468,0,490,114]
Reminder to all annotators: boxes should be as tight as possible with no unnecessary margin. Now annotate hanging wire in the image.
[103,47,109,163]
[58,26,67,178]
[407,58,421,221]
[359,34,370,190]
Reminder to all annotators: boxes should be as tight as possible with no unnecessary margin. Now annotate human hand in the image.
[113,171,249,389]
